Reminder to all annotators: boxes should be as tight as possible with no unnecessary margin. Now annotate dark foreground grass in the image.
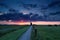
[0,25,29,40]
[0,25,28,37]
[31,25,60,40]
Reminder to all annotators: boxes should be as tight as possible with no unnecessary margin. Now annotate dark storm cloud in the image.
[18,0,37,10]
[0,13,30,21]
[22,4,37,10]
[41,0,60,10]
[48,1,60,8]
[0,13,43,21]
[0,0,60,21]
[8,8,18,13]
[0,12,60,21]
[0,3,8,8]
[49,11,60,15]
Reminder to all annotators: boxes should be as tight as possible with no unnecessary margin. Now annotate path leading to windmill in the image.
[18,26,32,40]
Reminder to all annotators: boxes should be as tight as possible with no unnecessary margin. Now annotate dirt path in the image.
[18,26,32,40]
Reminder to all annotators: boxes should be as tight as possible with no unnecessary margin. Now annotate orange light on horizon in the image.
[0,21,60,25]
[19,22,30,25]
[19,21,60,25]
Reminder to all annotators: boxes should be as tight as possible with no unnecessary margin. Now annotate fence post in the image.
[34,29,37,37]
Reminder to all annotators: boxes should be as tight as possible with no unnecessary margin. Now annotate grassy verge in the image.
[31,25,60,40]
[0,26,29,40]
[0,25,28,37]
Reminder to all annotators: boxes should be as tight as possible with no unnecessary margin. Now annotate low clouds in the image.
[0,13,30,21]
[0,11,60,21]
[0,0,60,21]
[49,11,60,15]
[0,12,43,21]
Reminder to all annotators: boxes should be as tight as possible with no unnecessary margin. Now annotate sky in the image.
[0,0,60,25]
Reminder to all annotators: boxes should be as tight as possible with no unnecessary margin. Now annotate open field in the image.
[0,25,60,40]
[0,25,29,40]
[31,25,60,40]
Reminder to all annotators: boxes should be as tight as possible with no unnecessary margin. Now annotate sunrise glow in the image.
[0,21,60,25]
[20,20,25,23]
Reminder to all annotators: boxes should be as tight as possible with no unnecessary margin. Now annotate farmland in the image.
[0,25,60,40]
[31,25,60,40]
[0,25,29,40]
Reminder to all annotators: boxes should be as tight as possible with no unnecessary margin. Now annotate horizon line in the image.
[0,21,60,25]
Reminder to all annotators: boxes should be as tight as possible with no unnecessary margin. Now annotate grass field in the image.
[1,25,60,40]
[31,25,60,40]
[0,25,29,40]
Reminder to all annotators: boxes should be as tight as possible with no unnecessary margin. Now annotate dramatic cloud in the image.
[0,3,8,8]
[0,0,60,21]
[41,0,60,10]
[48,1,60,8]
[49,11,60,15]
